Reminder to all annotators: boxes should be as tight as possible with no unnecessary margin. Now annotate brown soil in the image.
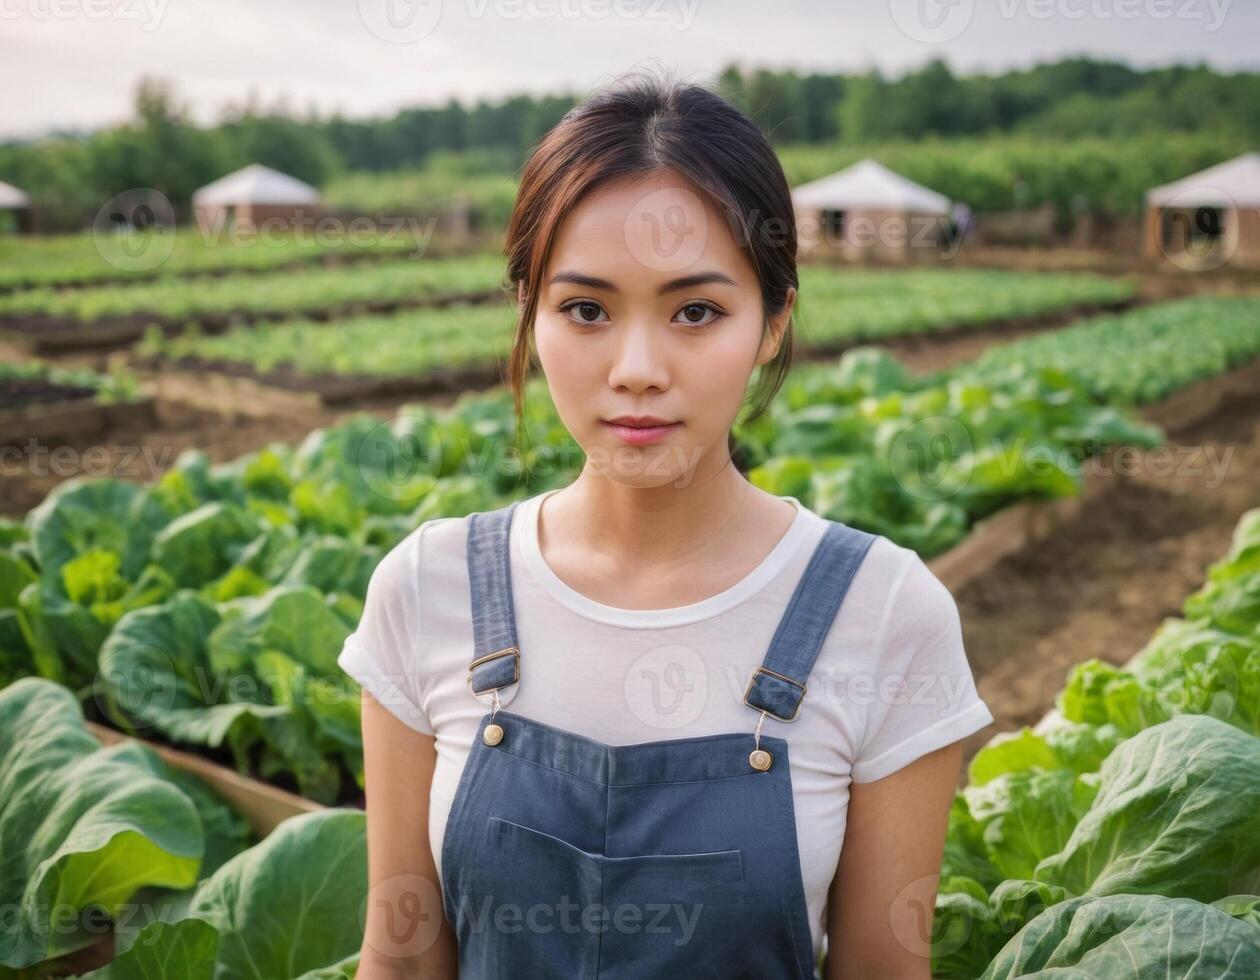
[0,287,504,354]
[0,376,346,518]
[122,297,1142,405]
[0,376,97,409]
[955,384,1260,769]
[128,351,508,406]
[0,345,476,519]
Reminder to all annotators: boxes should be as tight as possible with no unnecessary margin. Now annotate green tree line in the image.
[1,57,1256,230]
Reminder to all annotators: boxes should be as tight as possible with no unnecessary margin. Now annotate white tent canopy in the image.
[192,163,320,207]
[791,159,952,215]
[1146,152,1260,209]
[0,180,31,209]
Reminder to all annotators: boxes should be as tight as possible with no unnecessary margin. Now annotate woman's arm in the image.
[824,739,963,980]
[354,689,459,980]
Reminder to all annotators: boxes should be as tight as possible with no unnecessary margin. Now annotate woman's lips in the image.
[602,420,683,446]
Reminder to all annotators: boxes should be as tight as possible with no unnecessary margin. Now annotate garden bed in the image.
[810,296,1138,364]
[880,352,1260,594]
[0,374,97,408]
[929,492,1260,979]
[954,369,1260,768]
[0,244,429,296]
[87,721,323,837]
[927,457,1112,594]
[69,359,1260,815]
[1141,352,1260,436]
[130,297,1142,408]
[132,350,507,404]
[1,286,503,354]
[0,394,157,449]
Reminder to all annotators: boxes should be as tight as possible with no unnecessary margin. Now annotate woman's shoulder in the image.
[807,513,945,596]
[835,528,967,679]
[367,514,471,598]
[808,522,960,648]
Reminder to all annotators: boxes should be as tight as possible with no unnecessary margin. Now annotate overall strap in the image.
[744,520,877,722]
[465,499,522,697]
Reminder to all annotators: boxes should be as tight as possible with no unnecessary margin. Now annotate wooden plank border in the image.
[927,353,1260,594]
[87,721,324,838]
[0,396,157,449]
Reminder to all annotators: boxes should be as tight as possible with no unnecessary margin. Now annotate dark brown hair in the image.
[502,67,799,464]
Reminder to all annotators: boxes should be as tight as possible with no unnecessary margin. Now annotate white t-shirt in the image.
[338,488,993,962]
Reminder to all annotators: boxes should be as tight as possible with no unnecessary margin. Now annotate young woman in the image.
[341,71,993,980]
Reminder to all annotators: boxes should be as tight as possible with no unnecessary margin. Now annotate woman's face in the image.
[531,169,794,490]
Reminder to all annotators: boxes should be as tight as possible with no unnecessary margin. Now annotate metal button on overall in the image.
[440,499,876,979]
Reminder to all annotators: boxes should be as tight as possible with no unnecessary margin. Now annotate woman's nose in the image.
[607,322,670,393]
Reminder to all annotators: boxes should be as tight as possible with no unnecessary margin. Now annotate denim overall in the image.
[440,499,877,979]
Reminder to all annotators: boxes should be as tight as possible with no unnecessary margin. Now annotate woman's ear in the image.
[757,286,796,365]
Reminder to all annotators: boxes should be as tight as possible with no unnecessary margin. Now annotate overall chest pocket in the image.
[483,815,749,977]
[469,816,604,978]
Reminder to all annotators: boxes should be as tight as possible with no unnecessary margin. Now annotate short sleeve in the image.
[337,533,434,735]
[850,552,992,783]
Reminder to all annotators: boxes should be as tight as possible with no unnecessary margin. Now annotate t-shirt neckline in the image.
[517,488,817,628]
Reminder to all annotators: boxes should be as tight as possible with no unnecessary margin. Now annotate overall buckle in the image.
[743,665,807,722]
[468,646,520,695]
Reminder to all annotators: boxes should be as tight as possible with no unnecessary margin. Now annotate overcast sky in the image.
[2,0,1256,141]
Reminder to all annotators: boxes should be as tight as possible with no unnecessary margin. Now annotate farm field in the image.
[319,132,1254,222]
[0,227,435,290]
[4,280,1260,979]
[0,251,508,347]
[3,382,1258,977]
[121,266,1138,401]
[924,500,1260,978]
[4,290,1259,804]
[5,98,1260,980]
[10,8,1260,974]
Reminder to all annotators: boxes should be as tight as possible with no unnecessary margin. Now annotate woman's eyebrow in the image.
[546,271,738,294]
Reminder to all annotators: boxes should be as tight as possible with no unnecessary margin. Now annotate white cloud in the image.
[0,0,1256,140]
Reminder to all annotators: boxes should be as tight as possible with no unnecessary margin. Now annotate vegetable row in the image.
[0,252,506,323]
[0,359,142,409]
[931,507,1260,978]
[135,268,1136,378]
[0,228,429,291]
[5,491,1257,978]
[0,677,362,978]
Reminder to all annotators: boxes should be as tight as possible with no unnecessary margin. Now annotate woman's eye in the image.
[676,302,721,327]
[562,301,607,324]
[560,301,721,327]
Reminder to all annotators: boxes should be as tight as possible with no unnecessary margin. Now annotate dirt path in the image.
[955,384,1260,767]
